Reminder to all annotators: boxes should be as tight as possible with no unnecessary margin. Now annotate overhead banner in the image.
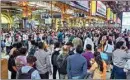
[73,1,89,11]
[96,1,106,16]
[76,1,89,10]
[91,1,96,16]
[62,1,89,12]
[107,8,111,20]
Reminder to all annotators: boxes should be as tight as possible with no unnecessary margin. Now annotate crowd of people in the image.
[2,27,130,79]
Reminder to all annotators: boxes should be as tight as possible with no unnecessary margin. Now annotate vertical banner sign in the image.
[107,8,111,20]
[110,11,113,20]
[114,14,116,22]
[91,1,96,16]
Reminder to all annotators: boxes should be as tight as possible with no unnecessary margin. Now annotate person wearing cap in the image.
[17,56,41,79]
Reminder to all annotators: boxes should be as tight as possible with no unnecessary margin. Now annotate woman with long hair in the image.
[88,52,107,79]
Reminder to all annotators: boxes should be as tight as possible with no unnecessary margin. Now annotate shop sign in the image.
[73,13,85,17]
[53,13,61,18]
[41,13,61,19]
[96,1,106,16]
[41,13,51,19]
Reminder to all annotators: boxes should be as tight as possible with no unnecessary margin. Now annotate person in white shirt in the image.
[104,40,114,54]
[104,40,114,71]
[84,35,94,53]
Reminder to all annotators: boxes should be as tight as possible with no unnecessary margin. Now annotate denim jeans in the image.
[112,65,126,79]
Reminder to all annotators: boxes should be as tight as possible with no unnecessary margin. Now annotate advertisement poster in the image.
[96,1,106,16]
[77,1,89,9]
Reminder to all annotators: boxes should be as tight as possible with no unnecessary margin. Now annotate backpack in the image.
[57,54,68,74]
[100,52,108,60]
[37,37,41,42]
[52,50,60,66]
[8,56,15,72]
[17,68,35,79]
[29,46,37,56]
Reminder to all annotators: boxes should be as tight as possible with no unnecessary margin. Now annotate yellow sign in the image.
[114,14,116,22]
[110,11,113,20]
[91,1,96,15]
[107,8,111,20]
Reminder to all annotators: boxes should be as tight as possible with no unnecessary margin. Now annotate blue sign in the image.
[61,1,89,12]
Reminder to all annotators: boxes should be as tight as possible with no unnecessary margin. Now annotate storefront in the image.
[60,1,90,28]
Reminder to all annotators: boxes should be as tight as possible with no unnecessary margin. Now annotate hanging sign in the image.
[96,1,106,16]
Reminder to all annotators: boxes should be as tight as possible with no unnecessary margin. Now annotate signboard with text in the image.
[62,1,89,12]
[96,1,106,16]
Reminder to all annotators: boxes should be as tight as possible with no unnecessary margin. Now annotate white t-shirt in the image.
[23,34,28,40]
[6,37,12,46]
[84,37,94,53]
[104,44,114,53]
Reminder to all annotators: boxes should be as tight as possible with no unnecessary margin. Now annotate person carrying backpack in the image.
[17,56,41,79]
[57,45,69,79]
[51,42,61,79]
[28,40,37,56]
